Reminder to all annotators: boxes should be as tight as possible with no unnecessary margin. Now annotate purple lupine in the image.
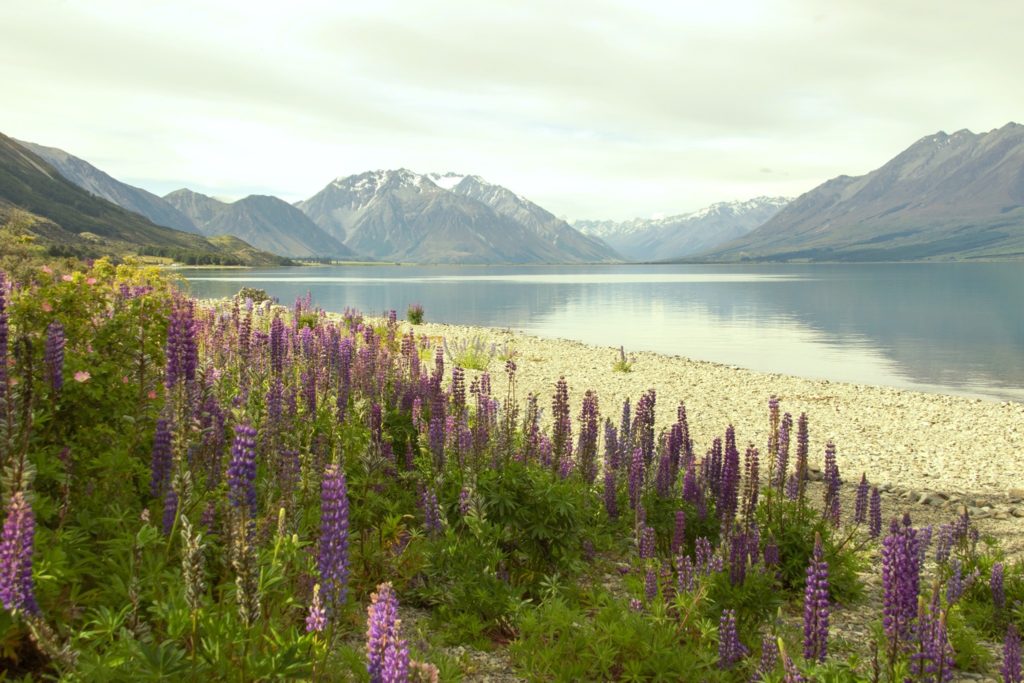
[676,401,693,467]
[318,464,350,609]
[0,492,38,614]
[422,487,443,536]
[451,365,465,413]
[719,427,741,532]
[306,584,327,633]
[149,418,173,497]
[654,452,672,499]
[767,395,781,480]
[870,487,883,538]
[458,488,472,518]
[165,297,198,388]
[781,642,807,683]
[823,442,841,527]
[676,555,695,592]
[644,567,658,603]
[742,445,760,527]
[854,473,869,525]
[1004,625,1022,683]
[917,525,933,569]
[627,446,645,510]
[776,412,792,491]
[269,315,285,375]
[934,524,954,565]
[882,516,921,655]
[301,368,317,415]
[718,609,746,669]
[803,534,830,663]
[682,459,701,509]
[755,634,779,682]
[992,562,1006,610]
[912,587,954,683]
[162,488,178,535]
[603,419,619,472]
[604,466,618,519]
[729,533,747,586]
[795,413,809,502]
[633,389,656,466]
[366,582,407,683]
[44,321,65,392]
[764,539,780,567]
[639,525,656,560]
[577,390,600,485]
[227,423,258,514]
[784,473,799,501]
[551,377,572,472]
[671,510,686,556]
[618,398,631,463]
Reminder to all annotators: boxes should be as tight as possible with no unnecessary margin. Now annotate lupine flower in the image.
[671,510,686,556]
[422,487,443,536]
[1004,624,1022,683]
[165,297,198,387]
[0,492,39,614]
[618,398,631,463]
[784,472,799,501]
[318,464,350,609]
[149,418,173,497]
[639,525,656,560]
[780,639,807,683]
[912,586,954,682]
[754,634,779,682]
[741,445,760,526]
[764,539,780,567]
[366,582,408,683]
[795,413,809,501]
[854,473,869,525]
[803,534,830,663]
[718,427,740,531]
[628,598,643,612]
[823,442,841,527]
[628,447,644,510]
[729,533,747,586]
[644,567,658,603]
[577,390,599,485]
[458,488,471,518]
[227,423,258,514]
[775,412,792,491]
[992,562,1006,610]
[44,321,65,392]
[551,377,572,471]
[676,555,695,592]
[162,488,178,535]
[718,609,746,669]
[882,516,921,652]
[269,315,285,374]
[934,524,954,565]
[604,466,618,519]
[869,487,883,538]
[306,584,327,633]
[633,389,656,466]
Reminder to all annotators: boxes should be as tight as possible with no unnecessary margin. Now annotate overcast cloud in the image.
[2,0,1022,220]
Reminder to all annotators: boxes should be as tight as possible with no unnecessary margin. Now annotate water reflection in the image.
[182,263,1024,401]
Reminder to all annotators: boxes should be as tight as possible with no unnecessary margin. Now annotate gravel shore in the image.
[414,321,1024,499]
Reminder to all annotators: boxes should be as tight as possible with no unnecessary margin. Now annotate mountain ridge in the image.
[700,122,1024,261]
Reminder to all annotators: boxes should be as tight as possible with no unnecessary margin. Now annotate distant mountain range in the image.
[702,122,1024,261]
[575,197,791,261]
[297,170,620,263]
[0,133,288,266]
[5,122,1024,264]
[164,190,356,259]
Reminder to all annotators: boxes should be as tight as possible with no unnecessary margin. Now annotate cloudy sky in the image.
[2,0,1022,220]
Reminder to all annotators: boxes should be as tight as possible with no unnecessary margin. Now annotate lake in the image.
[180,263,1024,402]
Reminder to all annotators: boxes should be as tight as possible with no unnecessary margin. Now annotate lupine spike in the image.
[0,492,39,614]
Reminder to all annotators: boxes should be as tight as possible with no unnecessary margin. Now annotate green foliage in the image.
[512,590,727,681]
[406,303,424,325]
[612,345,634,373]
[443,335,494,370]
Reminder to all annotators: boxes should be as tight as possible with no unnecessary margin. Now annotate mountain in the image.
[429,173,620,262]
[575,197,790,261]
[15,140,202,234]
[164,188,229,228]
[296,169,621,263]
[165,190,356,259]
[701,123,1024,261]
[0,133,288,265]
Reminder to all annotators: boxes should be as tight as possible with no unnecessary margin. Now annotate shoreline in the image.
[412,320,1024,499]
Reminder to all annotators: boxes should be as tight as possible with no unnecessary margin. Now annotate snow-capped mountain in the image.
[296,169,620,263]
[574,196,791,261]
[429,173,620,262]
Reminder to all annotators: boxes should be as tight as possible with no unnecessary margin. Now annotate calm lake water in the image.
[181,263,1024,402]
